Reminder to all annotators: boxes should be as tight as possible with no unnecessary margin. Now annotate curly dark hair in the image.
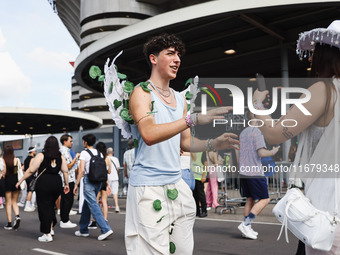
[143,33,186,68]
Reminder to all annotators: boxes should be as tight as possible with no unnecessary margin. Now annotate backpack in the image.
[86,149,107,183]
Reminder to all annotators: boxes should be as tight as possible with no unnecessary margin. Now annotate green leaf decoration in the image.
[133,139,138,148]
[109,82,114,94]
[156,215,166,223]
[140,81,152,92]
[98,75,105,82]
[185,78,192,88]
[119,108,133,121]
[187,104,191,112]
[167,188,178,200]
[123,81,134,94]
[114,64,118,71]
[89,65,102,79]
[169,242,176,254]
[185,91,193,100]
[151,101,155,112]
[153,199,162,211]
[113,99,122,110]
[123,99,129,109]
[117,72,127,80]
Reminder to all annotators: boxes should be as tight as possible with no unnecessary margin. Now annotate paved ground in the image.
[0,198,299,255]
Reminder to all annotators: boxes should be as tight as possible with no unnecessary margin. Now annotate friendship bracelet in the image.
[206,138,216,151]
[184,115,196,127]
[191,113,198,126]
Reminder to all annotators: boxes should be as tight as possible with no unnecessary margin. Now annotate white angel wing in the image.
[180,76,200,115]
[103,51,132,139]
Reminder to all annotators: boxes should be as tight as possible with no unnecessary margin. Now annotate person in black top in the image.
[3,145,22,230]
[17,136,70,242]
[21,147,37,212]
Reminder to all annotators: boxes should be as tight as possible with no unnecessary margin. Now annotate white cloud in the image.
[27,47,76,72]
[0,52,31,102]
[56,88,71,110]
[0,27,5,49]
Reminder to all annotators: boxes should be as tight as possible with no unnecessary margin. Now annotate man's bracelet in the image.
[184,115,196,127]
[206,138,216,151]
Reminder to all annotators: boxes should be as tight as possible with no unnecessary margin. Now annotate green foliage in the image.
[140,81,152,92]
[113,99,122,110]
[89,65,102,79]
[124,81,134,94]
[185,78,192,88]
[185,91,193,100]
[153,199,162,211]
[167,188,178,200]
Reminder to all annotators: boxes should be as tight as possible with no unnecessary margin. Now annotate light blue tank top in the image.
[129,86,185,186]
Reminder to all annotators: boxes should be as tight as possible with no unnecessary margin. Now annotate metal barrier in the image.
[214,161,292,215]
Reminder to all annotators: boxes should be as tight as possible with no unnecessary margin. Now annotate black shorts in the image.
[240,176,269,200]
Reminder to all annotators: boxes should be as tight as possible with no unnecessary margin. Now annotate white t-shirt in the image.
[0,158,4,172]
[108,156,120,181]
[79,149,103,175]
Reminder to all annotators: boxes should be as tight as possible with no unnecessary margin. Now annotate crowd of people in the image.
[0,133,121,243]
[0,19,340,255]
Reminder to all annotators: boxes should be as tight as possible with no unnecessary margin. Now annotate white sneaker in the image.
[24,206,35,212]
[38,234,53,242]
[206,207,212,211]
[69,210,77,215]
[0,204,3,209]
[60,220,77,228]
[115,206,120,213]
[98,229,113,241]
[17,202,25,207]
[238,222,257,240]
[75,230,89,237]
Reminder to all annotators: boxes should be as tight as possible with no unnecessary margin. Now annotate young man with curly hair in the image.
[125,33,239,254]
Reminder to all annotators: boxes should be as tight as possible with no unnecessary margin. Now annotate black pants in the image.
[193,180,207,215]
[60,182,75,223]
[36,174,62,234]
[296,240,305,255]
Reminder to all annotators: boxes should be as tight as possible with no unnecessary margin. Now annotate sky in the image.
[0,0,79,111]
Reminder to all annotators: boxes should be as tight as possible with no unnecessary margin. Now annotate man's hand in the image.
[73,185,78,196]
[197,107,232,125]
[212,133,240,151]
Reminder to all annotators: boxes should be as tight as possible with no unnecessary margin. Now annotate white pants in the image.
[125,179,196,255]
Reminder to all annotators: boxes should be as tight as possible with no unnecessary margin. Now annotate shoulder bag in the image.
[29,168,47,191]
[17,159,26,190]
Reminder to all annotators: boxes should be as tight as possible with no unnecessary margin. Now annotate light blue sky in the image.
[0,0,79,111]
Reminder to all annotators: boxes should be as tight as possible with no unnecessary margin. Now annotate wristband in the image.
[253,99,265,110]
[206,138,216,151]
[184,115,196,127]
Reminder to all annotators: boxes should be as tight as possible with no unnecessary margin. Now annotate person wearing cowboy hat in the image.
[252,20,340,255]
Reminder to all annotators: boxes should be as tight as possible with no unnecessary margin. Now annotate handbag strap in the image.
[35,167,47,181]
